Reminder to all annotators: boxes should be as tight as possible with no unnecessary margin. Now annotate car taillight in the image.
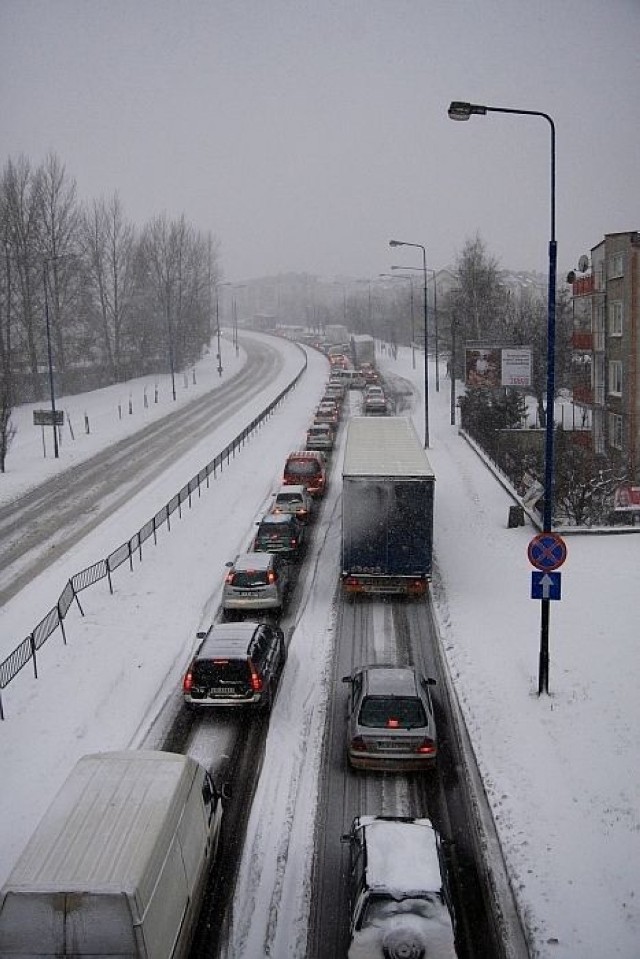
[386,718,400,728]
[351,736,367,752]
[183,670,193,693]
[225,572,235,585]
[416,738,437,755]
[267,570,277,584]
[249,662,263,692]
[291,538,298,546]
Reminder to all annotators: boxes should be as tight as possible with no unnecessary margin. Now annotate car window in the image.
[193,658,249,685]
[277,492,303,505]
[251,632,269,665]
[286,459,320,476]
[232,569,269,587]
[362,893,443,928]
[358,696,427,729]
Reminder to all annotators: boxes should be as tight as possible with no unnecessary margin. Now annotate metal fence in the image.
[0,353,307,719]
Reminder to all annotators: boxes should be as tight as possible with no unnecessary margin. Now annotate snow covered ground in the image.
[1,331,639,958]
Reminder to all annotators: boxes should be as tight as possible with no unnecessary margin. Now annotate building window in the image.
[608,252,624,279]
[608,300,623,336]
[608,360,622,396]
[608,412,623,450]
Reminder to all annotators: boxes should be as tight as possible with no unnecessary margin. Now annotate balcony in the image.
[573,383,594,405]
[572,274,594,296]
[572,330,594,351]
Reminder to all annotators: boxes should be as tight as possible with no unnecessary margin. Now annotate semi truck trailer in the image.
[341,417,435,596]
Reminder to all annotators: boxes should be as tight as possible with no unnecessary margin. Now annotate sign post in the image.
[33,410,64,459]
[527,532,567,693]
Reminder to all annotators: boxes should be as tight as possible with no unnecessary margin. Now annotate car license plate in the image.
[376,741,404,751]
[213,687,236,696]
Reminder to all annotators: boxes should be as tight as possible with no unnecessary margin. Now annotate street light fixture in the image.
[448,98,557,695]
[392,264,440,390]
[389,239,430,447]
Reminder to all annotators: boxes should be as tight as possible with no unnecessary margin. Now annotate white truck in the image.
[0,750,225,959]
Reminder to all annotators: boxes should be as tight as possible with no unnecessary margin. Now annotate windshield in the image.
[361,892,444,928]
[286,460,320,477]
[193,659,249,685]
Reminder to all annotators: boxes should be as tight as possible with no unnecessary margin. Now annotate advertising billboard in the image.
[465,346,532,388]
[465,347,501,388]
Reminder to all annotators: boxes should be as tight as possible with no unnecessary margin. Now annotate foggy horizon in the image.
[2,0,638,283]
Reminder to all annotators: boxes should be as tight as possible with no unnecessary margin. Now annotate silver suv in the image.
[222,552,290,618]
[341,815,458,958]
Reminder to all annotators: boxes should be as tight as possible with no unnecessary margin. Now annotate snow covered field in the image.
[1,332,639,958]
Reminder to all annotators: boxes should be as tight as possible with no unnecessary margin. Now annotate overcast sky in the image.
[2,0,639,282]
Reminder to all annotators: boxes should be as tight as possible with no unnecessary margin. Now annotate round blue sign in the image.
[527,532,567,571]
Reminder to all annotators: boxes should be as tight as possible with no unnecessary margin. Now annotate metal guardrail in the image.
[0,350,308,719]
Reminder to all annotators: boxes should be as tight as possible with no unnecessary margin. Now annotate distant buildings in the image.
[570,230,640,479]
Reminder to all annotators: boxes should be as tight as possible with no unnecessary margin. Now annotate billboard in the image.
[465,347,501,388]
[465,345,532,388]
[502,348,532,387]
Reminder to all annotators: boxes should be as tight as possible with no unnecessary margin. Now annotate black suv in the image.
[182,622,286,712]
[253,512,305,560]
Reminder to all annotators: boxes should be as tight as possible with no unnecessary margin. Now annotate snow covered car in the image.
[341,815,458,959]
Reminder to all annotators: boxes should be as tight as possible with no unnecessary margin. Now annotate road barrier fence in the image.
[0,351,307,719]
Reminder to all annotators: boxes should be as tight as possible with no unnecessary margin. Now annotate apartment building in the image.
[570,230,640,479]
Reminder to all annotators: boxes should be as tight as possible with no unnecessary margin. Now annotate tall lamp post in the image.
[380,273,415,368]
[42,261,59,458]
[389,239,430,447]
[392,264,439,387]
[214,284,223,376]
[448,99,557,696]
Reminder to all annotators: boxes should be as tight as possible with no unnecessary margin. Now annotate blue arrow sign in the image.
[531,571,562,601]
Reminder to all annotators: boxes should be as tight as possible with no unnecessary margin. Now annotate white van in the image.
[0,750,225,959]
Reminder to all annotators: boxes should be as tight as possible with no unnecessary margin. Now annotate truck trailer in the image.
[341,417,435,595]
[350,334,375,368]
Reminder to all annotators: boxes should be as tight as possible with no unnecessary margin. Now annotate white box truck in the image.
[0,750,225,959]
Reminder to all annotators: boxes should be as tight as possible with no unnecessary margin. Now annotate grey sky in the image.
[2,0,639,281]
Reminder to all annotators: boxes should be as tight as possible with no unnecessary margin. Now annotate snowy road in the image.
[0,337,284,606]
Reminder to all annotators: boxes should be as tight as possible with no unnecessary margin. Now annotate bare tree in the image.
[0,371,16,472]
[142,214,219,380]
[38,153,81,374]
[2,156,44,376]
[455,233,505,342]
[81,192,136,381]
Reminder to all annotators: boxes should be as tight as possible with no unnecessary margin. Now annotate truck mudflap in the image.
[342,575,428,596]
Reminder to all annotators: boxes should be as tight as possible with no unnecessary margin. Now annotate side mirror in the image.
[196,630,207,639]
[225,560,233,568]
[422,676,437,687]
[342,675,352,684]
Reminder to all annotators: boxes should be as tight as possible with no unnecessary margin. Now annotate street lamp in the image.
[214,284,223,376]
[42,261,59,458]
[380,273,415,368]
[392,264,440,389]
[448,99,557,695]
[389,239,430,447]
